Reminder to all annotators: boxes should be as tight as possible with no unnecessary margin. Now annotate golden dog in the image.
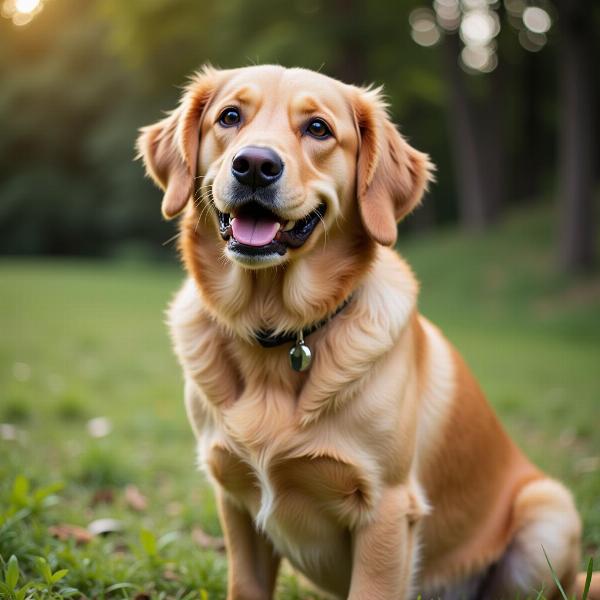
[138,65,597,599]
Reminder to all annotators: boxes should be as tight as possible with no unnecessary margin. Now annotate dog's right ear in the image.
[136,66,220,219]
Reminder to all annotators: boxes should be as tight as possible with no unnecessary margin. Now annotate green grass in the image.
[1,206,599,598]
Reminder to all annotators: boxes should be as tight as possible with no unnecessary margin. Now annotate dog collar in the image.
[254,295,353,372]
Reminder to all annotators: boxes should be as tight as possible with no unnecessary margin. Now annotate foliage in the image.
[0,0,174,257]
[2,0,598,256]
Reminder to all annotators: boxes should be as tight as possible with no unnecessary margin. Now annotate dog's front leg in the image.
[217,491,280,600]
[348,485,422,600]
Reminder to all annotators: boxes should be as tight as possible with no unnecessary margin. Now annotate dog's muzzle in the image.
[218,201,326,257]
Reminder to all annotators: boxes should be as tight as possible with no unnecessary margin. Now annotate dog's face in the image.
[138,65,432,269]
[198,67,360,268]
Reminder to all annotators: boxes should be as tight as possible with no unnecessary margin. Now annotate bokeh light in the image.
[518,29,547,52]
[462,0,489,9]
[15,0,41,13]
[410,0,556,73]
[461,43,498,72]
[503,0,553,51]
[434,0,461,32]
[410,8,442,47]
[504,0,525,16]
[460,9,500,46]
[458,3,501,74]
[1,0,44,25]
[522,6,551,34]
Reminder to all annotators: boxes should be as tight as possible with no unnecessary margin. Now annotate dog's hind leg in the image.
[482,478,581,600]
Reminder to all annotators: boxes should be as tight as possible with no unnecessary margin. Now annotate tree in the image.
[556,0,597,272]
[441,31,505,230]
[408,1,575,234]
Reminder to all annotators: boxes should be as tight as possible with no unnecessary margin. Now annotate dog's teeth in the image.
[283,220,295,231]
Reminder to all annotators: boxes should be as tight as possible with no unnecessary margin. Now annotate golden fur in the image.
[138,65,597,599]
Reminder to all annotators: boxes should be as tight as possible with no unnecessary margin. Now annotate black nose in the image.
[231,146,284,188]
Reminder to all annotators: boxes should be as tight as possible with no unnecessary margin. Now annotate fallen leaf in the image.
[90,488,115,506]
[49,524,93,545]
[125,484,147,512]
[192,527,225,552]
[133,593,151,600]
[87,518,123,536]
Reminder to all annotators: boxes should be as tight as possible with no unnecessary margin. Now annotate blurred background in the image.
[0,1,599,597]
[0,0,598,270]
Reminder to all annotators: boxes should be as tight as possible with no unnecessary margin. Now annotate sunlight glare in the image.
[15,0,40,14]
[1,0,45,26]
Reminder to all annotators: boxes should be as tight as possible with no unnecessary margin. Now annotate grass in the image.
[0,206,598,598]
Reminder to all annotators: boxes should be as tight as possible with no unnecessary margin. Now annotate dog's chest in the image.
[203,436,368,595]
[197,363,377,525]
[204,437,375,532]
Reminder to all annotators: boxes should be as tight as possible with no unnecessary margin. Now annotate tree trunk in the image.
[518,51,543,202]
[480,57,506,222]
[442,33,503,230]
[557,0,596,272]
[331,0,367,85]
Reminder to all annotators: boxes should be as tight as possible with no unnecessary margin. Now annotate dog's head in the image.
[138,65,433,269]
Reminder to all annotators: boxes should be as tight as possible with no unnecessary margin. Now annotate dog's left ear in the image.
[353,87,434,246]
[136,66,220,219]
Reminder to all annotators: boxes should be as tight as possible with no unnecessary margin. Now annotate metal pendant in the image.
[289,331,312,372]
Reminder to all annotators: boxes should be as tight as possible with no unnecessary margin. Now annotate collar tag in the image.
[289,330,312,372]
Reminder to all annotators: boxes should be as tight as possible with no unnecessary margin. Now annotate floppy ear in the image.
[136,66,219,219]
[354,87,434,246]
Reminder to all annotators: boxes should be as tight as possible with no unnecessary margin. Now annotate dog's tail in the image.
[575,570,600,600]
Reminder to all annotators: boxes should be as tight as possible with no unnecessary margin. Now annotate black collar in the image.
[254,295,353,348]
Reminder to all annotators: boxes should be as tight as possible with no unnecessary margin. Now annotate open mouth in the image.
[217,201,326,256]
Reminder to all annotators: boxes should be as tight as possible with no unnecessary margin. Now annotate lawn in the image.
[1,207,599,599]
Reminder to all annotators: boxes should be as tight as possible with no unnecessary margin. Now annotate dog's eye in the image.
[306,118,332,139]
[218,108,241,127]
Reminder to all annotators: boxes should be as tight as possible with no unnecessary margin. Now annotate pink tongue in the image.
[231,216,280,246]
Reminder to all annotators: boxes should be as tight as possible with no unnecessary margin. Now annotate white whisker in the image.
[162,232,181,247]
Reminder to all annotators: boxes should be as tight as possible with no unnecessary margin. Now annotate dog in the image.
[138,65,598,599]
